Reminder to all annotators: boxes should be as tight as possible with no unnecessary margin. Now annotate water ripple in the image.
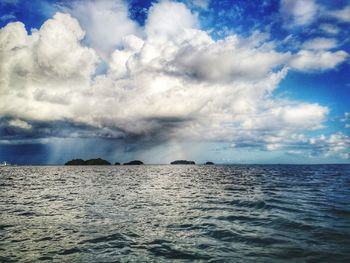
[0,165,350,262]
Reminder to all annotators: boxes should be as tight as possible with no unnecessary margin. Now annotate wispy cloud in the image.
[0,13,16,22]
[280,0,318,27]
[324,5,350,23]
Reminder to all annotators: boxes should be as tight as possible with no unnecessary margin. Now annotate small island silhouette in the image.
[123,160,144,165]
[65,158,111,165]
[170,160,196,165]
[205,161,214,165]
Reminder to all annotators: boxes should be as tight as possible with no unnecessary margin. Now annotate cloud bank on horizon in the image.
[0,0,349,164]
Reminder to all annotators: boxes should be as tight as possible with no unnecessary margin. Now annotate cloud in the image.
[280,0,318,27]
[0,14,16,22]
[302,37,338,50]
[341,112,350,129]
[187,0,209,9]
[35,13,98,79]
[285,133,350,160]
[66,0,140,58]
[0,13,98,122]
[341,112,350,121]
[289,50,348,72]
[287,150,303,155]
[308,133,350,159]
[166,35,289,83]
[0,1,347,159]
[276,104,328,129]
[325,5,350,23]
[8,119,32,129]
[319,24,340,35]
[145,0,198,39]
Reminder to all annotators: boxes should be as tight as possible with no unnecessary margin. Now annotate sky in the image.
[0,0,349,164]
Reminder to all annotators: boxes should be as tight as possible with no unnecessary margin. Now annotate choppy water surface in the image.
[1,165,350,262]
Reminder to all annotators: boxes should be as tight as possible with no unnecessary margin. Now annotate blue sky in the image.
[0,0,349,164]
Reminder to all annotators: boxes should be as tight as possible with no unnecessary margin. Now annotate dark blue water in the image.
[0,165,350,262]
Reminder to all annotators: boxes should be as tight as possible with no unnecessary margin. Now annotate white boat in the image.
[0,161,9,166]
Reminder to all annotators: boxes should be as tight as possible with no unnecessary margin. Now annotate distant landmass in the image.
[64,159,213,165]
[65,158,111,165]
[170,160,196,165]
[124,160,144,165]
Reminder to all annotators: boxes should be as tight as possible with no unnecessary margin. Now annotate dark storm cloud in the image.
[0,117,99,141]
[0,115,192,153]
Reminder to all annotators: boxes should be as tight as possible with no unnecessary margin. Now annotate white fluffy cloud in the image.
[67,0,140,58]
[145,0,198,39]
[166,35,289,83]
[289,50,348,72]
[0,13,98,122]
[0,1,348,159]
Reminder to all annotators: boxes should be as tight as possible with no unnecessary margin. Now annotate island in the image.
[64,159,85,165]
[123,160,144,165]
[65,158,111,165]
[205,161,214,165]
[115,162,120,165]
[170,160,196,165]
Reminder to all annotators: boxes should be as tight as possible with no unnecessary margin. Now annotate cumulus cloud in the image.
[166,35,289,83]
[308,133,350,159]
[0,13,98,122]
[145,0,198,39]
[284,133,350,160]
[66,0,140,58]
[289,50,348,72]
[0,1,348,160]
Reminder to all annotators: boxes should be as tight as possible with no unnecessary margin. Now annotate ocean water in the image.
[0,165,350,262]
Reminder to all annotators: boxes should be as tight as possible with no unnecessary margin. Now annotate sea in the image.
[0,165,349,262]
